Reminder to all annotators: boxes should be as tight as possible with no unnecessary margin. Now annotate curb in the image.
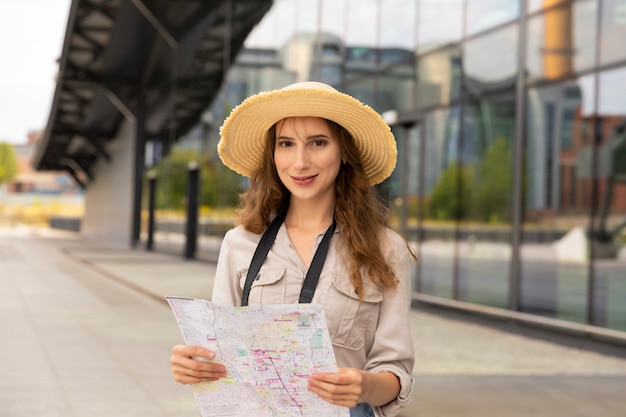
[413,293,626,347]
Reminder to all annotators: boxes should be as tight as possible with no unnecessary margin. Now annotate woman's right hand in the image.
[170,345,228,385]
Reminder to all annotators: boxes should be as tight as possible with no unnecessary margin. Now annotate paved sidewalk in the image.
[2,225,626,417]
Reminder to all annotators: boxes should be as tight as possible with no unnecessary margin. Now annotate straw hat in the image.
[218,81,397,186]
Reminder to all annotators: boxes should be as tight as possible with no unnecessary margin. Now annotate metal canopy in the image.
[33,0,272,187]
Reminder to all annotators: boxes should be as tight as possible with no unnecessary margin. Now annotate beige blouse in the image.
[212,224,415,417]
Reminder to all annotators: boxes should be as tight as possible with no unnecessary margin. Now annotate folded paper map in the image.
[166,297,349,417]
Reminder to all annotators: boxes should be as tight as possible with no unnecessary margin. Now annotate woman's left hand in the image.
[307,368,366,408]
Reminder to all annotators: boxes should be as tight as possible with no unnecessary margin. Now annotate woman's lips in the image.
[291,175,317,185]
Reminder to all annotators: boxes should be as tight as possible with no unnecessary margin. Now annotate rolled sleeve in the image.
[365,239,416,417]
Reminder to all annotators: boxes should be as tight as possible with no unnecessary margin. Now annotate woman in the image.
[170,81,415,417]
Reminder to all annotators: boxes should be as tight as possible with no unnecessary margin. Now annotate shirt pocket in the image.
[238,265,287,305]
[325,272,384,351]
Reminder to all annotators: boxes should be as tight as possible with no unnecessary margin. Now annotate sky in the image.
[0,0,72,144]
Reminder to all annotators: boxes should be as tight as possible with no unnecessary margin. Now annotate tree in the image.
[475,138,512,223]
[0,142,19,185]
[428,163,474,221]
[151,148,243,211]
[153,149,199,210]
[199,156,242,209]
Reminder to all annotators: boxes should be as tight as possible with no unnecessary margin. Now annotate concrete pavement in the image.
[2,224,626,417]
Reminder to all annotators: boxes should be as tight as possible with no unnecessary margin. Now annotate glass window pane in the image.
[419,108,459,298]
[318,0,347,86]
[344,77,380,111]
[466,0,520,36]
[405,126,422,233]
[345,0,377,47]
[456,97,515,308]
[600,0,626,65]
[345,47,377,82]
[526,0,598,82]
[245,0,315,49]
[379,63,418,112]
[593,67,626,330]
[398,124,422,291]
[389,125,421,237]
[416,46,462,109]
[523,76,595,323]
[464,25,518,95]
[343,0,378,82]
[528,0,569,14]
[417,0,464,53]
[597,68,626,116]
[321,0,346,40]
[380,0,417,50]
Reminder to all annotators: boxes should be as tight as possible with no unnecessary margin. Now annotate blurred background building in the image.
[0,130,83,227]
[8,131,81,195]
[35,0,626,332]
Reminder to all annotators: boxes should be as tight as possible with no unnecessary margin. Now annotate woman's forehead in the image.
[275,117,332,136]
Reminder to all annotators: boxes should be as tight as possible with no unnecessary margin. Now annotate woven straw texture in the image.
[218,82,397,186]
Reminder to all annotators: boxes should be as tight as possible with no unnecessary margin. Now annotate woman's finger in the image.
[170,345,227,384]
[307,370,363,407]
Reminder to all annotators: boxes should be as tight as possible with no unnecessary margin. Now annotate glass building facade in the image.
[158,0,626,332]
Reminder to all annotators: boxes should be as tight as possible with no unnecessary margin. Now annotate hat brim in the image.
[218,83,397,186]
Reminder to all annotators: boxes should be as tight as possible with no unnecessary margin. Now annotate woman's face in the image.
[273,117,342,204]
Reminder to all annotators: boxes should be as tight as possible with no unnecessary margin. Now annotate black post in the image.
[184,162,199,259]
[509,0,529,312]
[132,96,145,247]
[146,171,157,251]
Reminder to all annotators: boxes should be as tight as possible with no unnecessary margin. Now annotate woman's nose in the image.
[293,145,310,168]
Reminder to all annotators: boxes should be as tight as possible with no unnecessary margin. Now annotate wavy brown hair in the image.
[236,118,400,296]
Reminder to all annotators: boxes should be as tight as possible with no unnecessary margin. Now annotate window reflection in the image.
[419,109,458,298]
[527,0,569,14]
[466,0,520,36]
[389,124,421,238]
[402,125,422,290]
[523,69,626,329]
[523,77,595,322]
[388,126,407,229]
[526,0,597,82]
[345,47,378,82]
[417,0,463,52]
[600,0,626,64]
[345,0,378,47]
[380,0,417,49]
[456,97,515,307]
[245,0,303,49]
[381,63,418,112]
[464,25,518,95]
[526,78,595,216]
[461,98,515,224]
[416,46,462,109]
[320,0,345,40]
[406,125,422,232]
[593,67,626,330]
[344,77,379,111]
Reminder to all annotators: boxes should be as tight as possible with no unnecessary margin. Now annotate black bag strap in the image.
[299,219,336,303]
[240,207,336,306]
[241,207,288,307]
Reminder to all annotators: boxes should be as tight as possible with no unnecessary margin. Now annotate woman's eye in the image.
[278,140,294,147]
[312,139,327,147]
